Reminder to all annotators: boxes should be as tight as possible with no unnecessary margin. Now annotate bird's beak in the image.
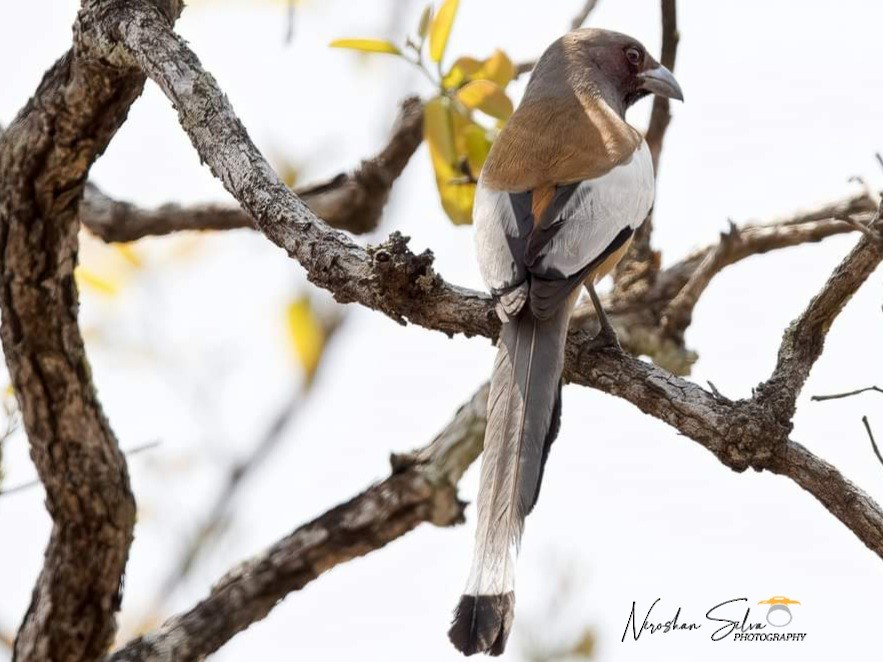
[639,64,684,101]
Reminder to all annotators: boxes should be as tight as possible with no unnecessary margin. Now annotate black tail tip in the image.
[448,593,515,657]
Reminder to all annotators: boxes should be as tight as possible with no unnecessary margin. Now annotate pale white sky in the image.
[2,1,883,661]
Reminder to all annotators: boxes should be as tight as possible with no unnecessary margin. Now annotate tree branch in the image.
[3,0,879,658]
[768,441,883,557]
[514,0,602,77]
[657,193,877,339]
[570,192,876,374]
[0,2,182,659]
[862,416,883,469]
[812,385,883,401]
[80,97,424,242]
[612,0,680,300]
[758,202,883,419]
[106,384,489,662]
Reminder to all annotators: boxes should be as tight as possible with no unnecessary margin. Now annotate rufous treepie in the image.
[448,28,683,656]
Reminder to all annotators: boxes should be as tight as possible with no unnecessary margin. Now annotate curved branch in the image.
[657,193,877,338]
[80,97,424,242]
[569,192,876,374]
[758,202,883,419]
[107,384,489,662]
[49,2,880,658]
[769,441,883,558]
[0,1,181,659]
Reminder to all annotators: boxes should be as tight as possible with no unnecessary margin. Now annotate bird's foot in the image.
[581,324,622,357]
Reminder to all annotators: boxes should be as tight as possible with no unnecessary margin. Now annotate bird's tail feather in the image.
[449,303,570,656]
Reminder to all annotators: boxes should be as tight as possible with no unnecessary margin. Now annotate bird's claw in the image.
[580,325,622,359]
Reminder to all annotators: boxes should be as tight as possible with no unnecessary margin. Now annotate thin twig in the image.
[570,0,601,29]
[514,0,603,77]
[612,0,680,297]
[0,441,161,498]
[811,386,883,402]
[863,416,883,469]
[133,315,344,630]
[284,0,295,44]
[835,215,883,246]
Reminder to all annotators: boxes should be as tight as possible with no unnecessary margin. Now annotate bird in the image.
[447,28,683,657]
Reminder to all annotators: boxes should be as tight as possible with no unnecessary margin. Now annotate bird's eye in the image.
[626,47,642,66]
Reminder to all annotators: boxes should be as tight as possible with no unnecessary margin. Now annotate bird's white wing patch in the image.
[473,140,654,291]
[531,140,655,277]
[473,180,529,293]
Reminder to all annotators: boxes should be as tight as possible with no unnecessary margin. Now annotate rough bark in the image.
[1,1,881,661]
[0,1,180,660]
[79,96,424,241]
[89,0,883,542]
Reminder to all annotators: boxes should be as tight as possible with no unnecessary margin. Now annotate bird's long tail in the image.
[448,302,570,656]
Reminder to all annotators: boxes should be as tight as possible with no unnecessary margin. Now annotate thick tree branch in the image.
[106,384,489,662]
[0,1,181,660]
[96,0,883,478]
[80,97,424,242]
[73,10,883,660]
[1,0,875,658]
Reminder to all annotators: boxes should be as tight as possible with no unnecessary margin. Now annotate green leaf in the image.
[329,38,402,56]
[429,0,460,63]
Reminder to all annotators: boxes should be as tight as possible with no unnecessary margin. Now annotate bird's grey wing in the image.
[526,141,656,317]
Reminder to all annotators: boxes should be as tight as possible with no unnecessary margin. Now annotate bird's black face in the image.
[578,31,683,111]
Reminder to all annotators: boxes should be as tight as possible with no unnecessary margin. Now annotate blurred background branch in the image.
[81,97,424,242]
[108,383,489,662]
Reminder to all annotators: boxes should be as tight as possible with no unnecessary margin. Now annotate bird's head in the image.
[533,28,683,115]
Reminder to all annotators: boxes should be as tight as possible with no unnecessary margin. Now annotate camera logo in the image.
[757,596,800,627]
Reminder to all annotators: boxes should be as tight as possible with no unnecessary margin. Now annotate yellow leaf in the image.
[427,135,474,225]
[428,0,459,63]
[113,243,142,268]
[442,56,482,90]
[474,50,515,87]
[461,123,491,177]
[329,38,402,56]
[424,96,457,168]
[75,267,119,297]
[456,80,513,120]
[437,180,475,225]
[417,5,433,39]
[286,297,325,380]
